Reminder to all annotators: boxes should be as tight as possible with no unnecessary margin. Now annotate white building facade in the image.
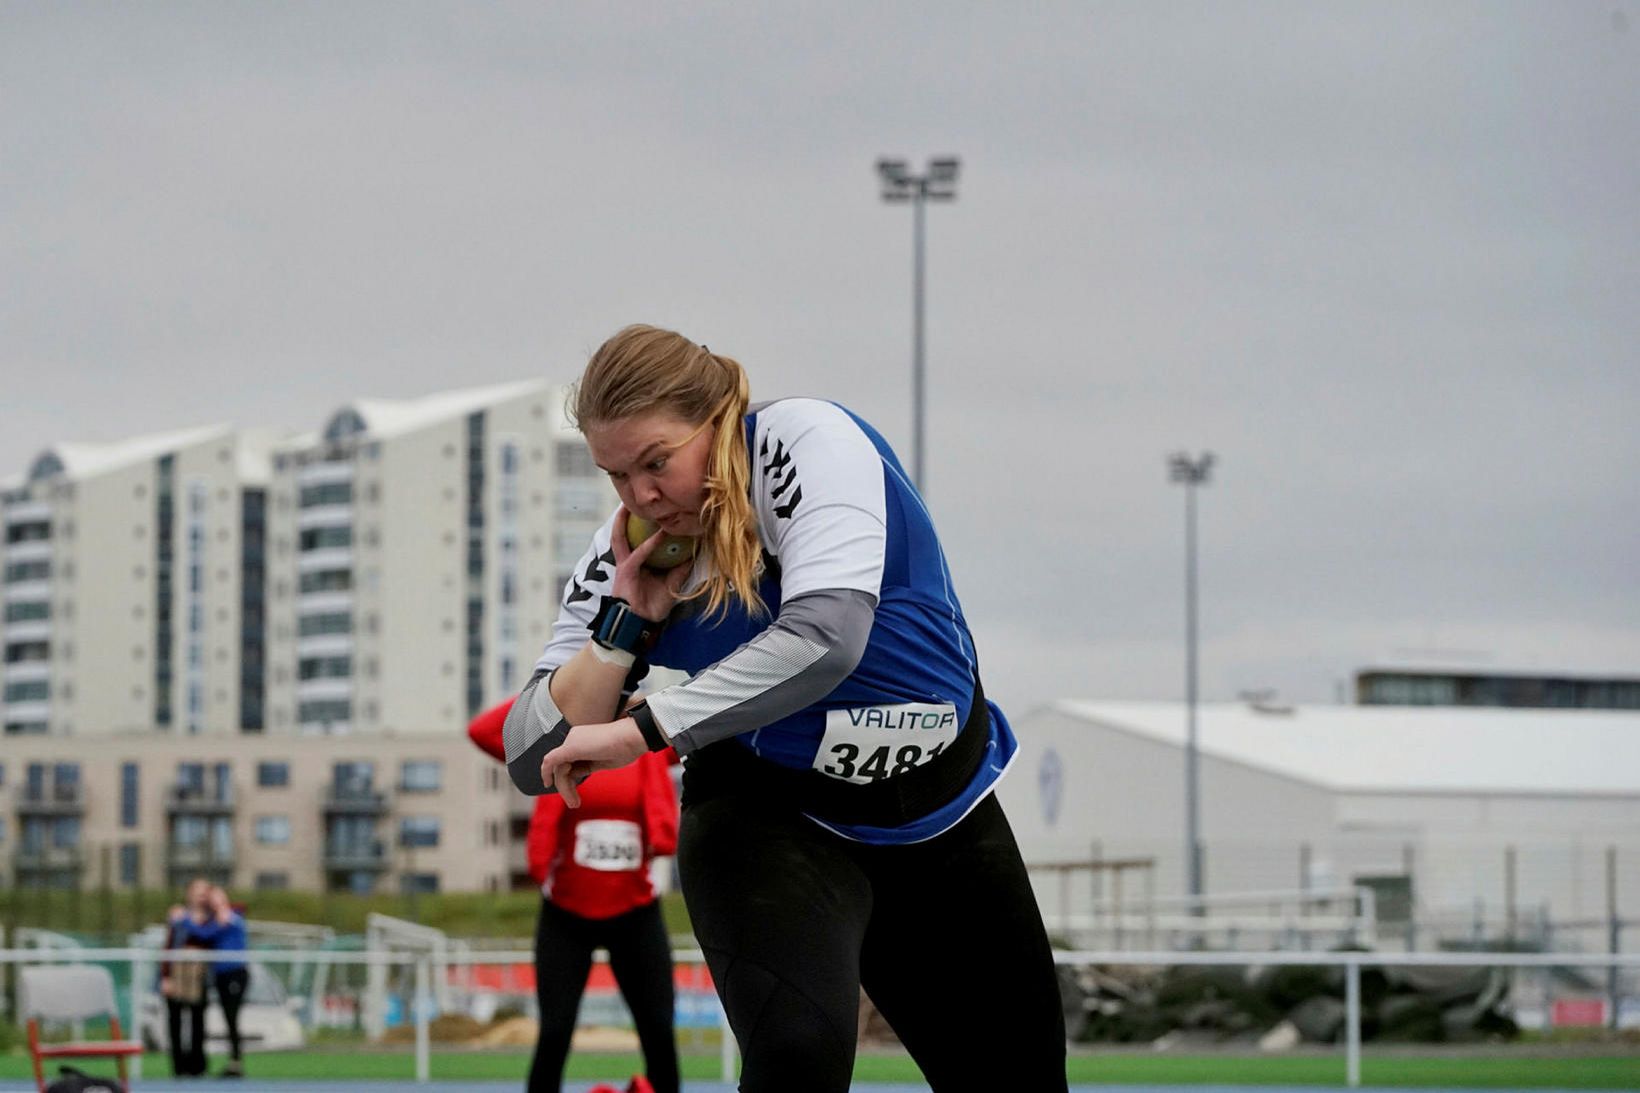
[1003,700,1640,952]
[2,427,276,741]
[4,379,620,894]
[264,381,612,736]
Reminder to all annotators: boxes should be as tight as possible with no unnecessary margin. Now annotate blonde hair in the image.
[572,325,764,620]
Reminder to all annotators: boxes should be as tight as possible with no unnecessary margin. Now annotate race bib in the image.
[814,703,960,785]
[572,819,643,872]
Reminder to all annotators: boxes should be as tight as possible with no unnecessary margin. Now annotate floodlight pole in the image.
[1169,451,1215,909]
[877,156,960,494]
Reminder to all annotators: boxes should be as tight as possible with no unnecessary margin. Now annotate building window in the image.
[119,843,140,886]
[399,816,440,849]
[120,762,139,828]
[53,763,80,802]
[4,642,51,664]
[299,569,352,593]
[240,487,266,732]
[255,871,290,891]
[3,601,50,623]
[298,612,352,637]
[300,699,353,727]
[3,679,48,703]
[255,816,292,846]
[400,761,441,793]
[299,526,353,551]
[332,761,374,794]
[556,441,595,476]
[299,655,352,681]
[299,482,354,507]
[52,815,81,849]
[3,559,50,582]
[400,873,440,895]
[465,412,486,717]
[257,761,290,788]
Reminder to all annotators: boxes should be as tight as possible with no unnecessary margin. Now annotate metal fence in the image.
[4,945,1638,1087]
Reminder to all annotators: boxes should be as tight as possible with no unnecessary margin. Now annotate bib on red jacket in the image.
[469,699,679,920]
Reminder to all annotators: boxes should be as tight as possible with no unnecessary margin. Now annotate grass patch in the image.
[0,887,695,944]
[3,1049,1638,1087]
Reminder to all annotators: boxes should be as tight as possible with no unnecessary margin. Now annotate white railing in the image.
[1054,948,1640,1088]
[0,945,733,1085]
[1042,885,1379,951]
[5,945,1637,1087]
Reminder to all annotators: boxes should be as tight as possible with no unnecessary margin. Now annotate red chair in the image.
[20,964,144,1093]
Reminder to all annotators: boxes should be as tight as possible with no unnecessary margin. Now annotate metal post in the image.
[1345,956,1361,1087]
[1505,845,1517,946]
[1169,453,1213,906]
[1185,477,1200,904]
[1609,846,1620,1031]
[414,957,430,1083]
[877,156,959,497]
[1403,842,1418,951]
[911,187,926,492]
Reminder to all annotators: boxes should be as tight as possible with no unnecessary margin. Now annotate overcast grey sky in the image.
[4,1,1637,713]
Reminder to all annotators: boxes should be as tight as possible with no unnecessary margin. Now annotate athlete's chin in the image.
[659,513,703,537]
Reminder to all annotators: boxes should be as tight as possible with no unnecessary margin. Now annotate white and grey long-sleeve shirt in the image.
[531,398,1017,844]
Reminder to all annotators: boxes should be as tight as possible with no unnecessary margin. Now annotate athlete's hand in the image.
[612,506,692,622]
[538,717,648,808]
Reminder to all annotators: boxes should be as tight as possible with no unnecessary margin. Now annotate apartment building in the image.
[0,730,521,894]
[263,380,610,735]
[2,426,278,740]
[4,378,621,893]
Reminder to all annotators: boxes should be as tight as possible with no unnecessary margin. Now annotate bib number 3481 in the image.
[815,703,960,785]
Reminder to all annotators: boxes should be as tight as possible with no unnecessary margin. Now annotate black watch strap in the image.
[589,596,663,656]
[629,701,669,752]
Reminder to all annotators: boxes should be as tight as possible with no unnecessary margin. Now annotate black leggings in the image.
[530,898,680,1093]
[679,792,1067,1093]
[165,997,206,1076]
[214,967,250,1062]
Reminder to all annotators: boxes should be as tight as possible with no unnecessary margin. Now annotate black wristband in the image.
[589,596,663,656]
[629,701,669,752]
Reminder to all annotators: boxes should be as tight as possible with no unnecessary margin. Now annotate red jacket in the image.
[467,698,679,920]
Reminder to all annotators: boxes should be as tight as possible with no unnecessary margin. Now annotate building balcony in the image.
[2,539,53,563]
[15,845,84,873]
[295,590,353,614]
[324,785,389,815]
[323,840,388,872]
[296,633,354,659]
[297,504,354,530]
[297,677,353,703]
[2,660,50,684]
[2,579,52,604]
[3,498,53,523]
[297,546,353,573]
[166,842,237,872]
[2,619,52,644]
[165,784,237,816]
[295,459,355,487]
[15,784,83,816]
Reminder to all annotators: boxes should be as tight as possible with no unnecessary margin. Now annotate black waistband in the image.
[680,676,991,829]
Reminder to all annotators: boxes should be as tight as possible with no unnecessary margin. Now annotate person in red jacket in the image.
[470,698,680,1093]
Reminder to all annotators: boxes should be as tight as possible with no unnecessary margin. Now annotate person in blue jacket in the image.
[177,885,250,1078]
[505,325,1067,1092]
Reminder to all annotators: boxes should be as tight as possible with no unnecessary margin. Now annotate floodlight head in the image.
[1168,451,1215,484]
[927,157,961,183]
[876,158,911,185]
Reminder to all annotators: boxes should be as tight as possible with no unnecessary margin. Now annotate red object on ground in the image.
[1551,998,1608,1027]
